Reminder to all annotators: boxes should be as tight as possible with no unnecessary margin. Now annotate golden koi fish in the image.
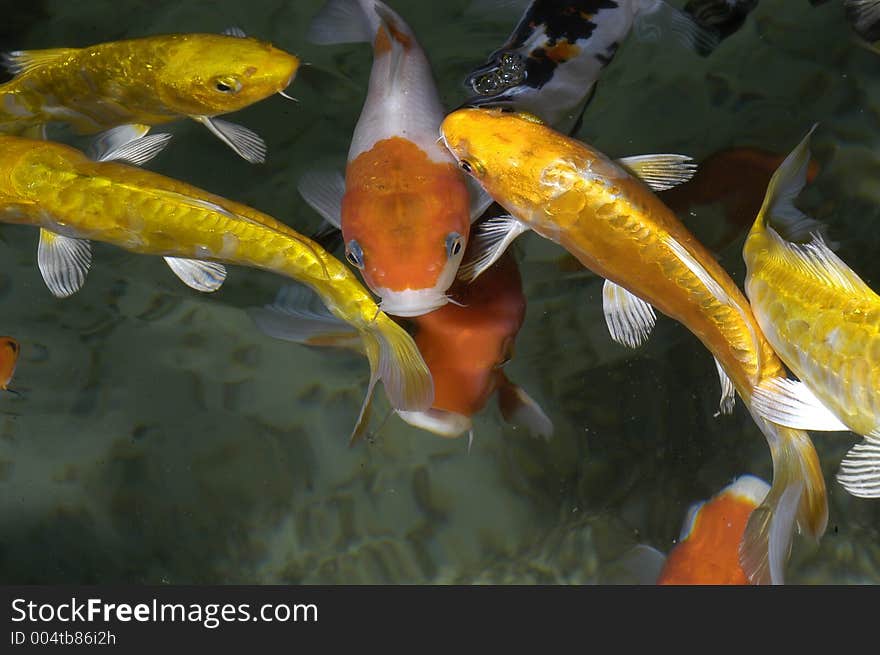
[0,29,299,163]
[0,133,432,440]
[439,107,828,585]
[744,127,880,498]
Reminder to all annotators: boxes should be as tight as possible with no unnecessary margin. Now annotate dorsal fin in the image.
[2,48,76,76]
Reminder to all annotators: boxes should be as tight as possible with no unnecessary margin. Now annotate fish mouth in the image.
[377,288,449,318]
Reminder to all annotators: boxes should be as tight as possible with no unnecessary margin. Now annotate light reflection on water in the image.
[0,0,879,584]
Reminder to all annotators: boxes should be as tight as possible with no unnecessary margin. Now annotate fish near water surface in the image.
[463,0,721,131]
[743,127,880,498]
[299,0,489,318]
[0,133,433,441]
[439,107,828,585]
[0,29,299,163]
[622,475,770,584]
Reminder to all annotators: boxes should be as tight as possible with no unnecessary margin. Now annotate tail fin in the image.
[740,417,827,584]
[307,0,376,45]
[355,313,434,444]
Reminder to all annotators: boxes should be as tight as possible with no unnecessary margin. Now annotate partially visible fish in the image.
[299,0,488,318]
[743,127,880,498]
[0,30,300,163]
[0,337,20,392]
[463,0,721,131]
[845,0,880,43]
[439,107,828,585]
[0,133,433,442]
[620,475,772,584]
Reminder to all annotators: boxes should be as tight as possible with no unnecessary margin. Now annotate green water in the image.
[0,0,878,584]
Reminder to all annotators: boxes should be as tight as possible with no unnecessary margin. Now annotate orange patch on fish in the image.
[373,18,413,56]
[657,493,757,585]
[0,336,20,390]
[542,41,581,64]
[411,252,524,417]
[342,137,470,292]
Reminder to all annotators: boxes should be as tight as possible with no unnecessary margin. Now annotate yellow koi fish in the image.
[439,107,828,585]
[0,133,432,440]
[298,0,489,317]
[0,29,299,163]
[744,127,880,498]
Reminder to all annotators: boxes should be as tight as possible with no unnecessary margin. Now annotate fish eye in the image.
[446,232,463,258]
[459,160,474,175]
[213,76,242,94]
[345,240,365,269]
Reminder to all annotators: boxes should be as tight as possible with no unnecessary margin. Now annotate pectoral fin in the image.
[37,230,92,298]
[616,154,697,191]
[163,257,227,293]
[467,178,495,222]
[89,124,172,165]
[458,214,529,282]
[837,435,880,499]
[602,279,656,348]
[497,374,554,439]
[195,116,267,164]
[751,377,850,432]
[222,26,247,38]
[714,357,735,415]
[297,170,345,229]
[635,1,721,56]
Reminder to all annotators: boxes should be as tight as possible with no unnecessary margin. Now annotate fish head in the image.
[440,108,566,218]
[156,34,300,116]
[341,138,472,318]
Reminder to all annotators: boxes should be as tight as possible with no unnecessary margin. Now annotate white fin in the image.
[458,215,529,282]
[467,178,495,223]
[602,279,657,348]
[37,230,92,298]
[636,1,721,55]
[396,408,472,438]
[751,377,850,432]
[307,0,374,44]
[761,480,802,585]
[714,357,735,415]
[837,435,880,498]
[248,283,361,349]
[222,26,247,38]
[616,154,697,191]
[88,124,150,160]
[163,257,227,293]
[758,124,826,243]
[2,48,73,75]
[770,232,871,296]
[297,170,345,229]
[615,544,667,585]
[195,116,266,164]
[91,129,172,166]
[678,500,705,541]
[497,377,554,439]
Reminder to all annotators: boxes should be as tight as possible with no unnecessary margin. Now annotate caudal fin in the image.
[739,418,827,584]
[355,313,434,444]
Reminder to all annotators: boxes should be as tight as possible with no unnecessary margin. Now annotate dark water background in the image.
[0,0,878,583]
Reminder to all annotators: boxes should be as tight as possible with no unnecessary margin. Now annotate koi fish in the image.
[0,133,433,441]
[0,337,20,392]
[463,0,720,131]
[250,249,553,443]
[744,127,880,498]
[439,107,828,585]
[622,475,771,584]
[298,0,489,317]
[0,29,299,163]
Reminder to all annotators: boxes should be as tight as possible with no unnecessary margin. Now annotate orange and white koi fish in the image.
[250,248,552,443]
[439,107,828,585]
[0,30,299,163]
[0,337,20,392]
[0,133,432,442]
[298,0,490,317]
[623,475,772,585]
[744,127,880,498]
[397,249,553,442]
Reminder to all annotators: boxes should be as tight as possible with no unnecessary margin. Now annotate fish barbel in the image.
[0,134,432,440]
[439,107,827,584]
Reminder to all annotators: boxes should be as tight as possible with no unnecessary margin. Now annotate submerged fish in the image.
[463,0,720,131]
[744,127,880,498]
[0,30,299,163]
[439,107,827,585]
[0,337,20,392]
[845,0,880,43]
[299,0,489,317]
[623,475,771,584]
[251,249,552,443]
[0,133,432,441]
